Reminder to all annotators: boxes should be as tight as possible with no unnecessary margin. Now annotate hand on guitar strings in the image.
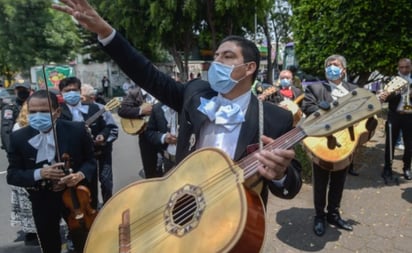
[140,103,153,116]
[377,90,389,103]
[254,135,294,181]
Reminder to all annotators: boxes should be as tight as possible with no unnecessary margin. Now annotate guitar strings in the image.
[120,127,306,251]
[118,162,238,250]
[241,127,306,178]
[128,171,241,252]
[124,160,241,236]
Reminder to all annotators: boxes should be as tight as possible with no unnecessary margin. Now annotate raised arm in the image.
[52,0,113,39]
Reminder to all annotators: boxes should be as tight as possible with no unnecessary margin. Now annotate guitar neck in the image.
[238,127,307,180]
[85,107,106,126]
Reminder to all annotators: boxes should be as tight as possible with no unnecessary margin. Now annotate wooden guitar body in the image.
[302,117,378,171]
[120,117,147,135]
[84,148,265,253]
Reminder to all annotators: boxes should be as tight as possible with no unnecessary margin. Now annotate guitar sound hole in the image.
[164,184,205,237]
[172,194,196,226]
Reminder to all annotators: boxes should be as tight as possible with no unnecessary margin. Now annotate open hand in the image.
[52,0,113,38]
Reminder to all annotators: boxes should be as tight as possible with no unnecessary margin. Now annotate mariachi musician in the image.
[6,90,97,253]
[117,86,159,179]
[258,69,303,105]
[379,58,412,182]
[258,70,304,126]
[301,54,355,237]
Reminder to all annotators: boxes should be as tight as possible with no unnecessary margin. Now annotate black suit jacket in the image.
[145,102,169,151]
[60,102,111,140]
[301,81,358,116]
[7,119,96,189]
[102,32,302,204]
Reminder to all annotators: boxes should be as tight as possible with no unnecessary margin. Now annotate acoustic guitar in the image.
[119,103,151,135]
[84,98,121,126]
[84,88,380,253]
[303,77,408,171]
[120,117,148,135]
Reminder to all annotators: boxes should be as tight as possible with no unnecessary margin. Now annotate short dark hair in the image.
[218,35,260,81]
[59,77,81,91]
[28,90,59,109]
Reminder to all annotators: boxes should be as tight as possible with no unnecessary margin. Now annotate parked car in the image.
[0,88,16,109]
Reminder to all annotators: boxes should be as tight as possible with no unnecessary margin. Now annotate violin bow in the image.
[41,64,62,164]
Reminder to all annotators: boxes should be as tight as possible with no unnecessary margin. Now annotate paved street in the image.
[0,114,411,253]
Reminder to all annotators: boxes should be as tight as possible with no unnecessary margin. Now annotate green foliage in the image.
[289,0,412,80]
[0,0,81,80]
[87,0,272,79]
[295,143,312,183]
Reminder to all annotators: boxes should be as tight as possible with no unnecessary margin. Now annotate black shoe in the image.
[404,169,412,180]
[381,170,393,184]
[313,216,326,236]
[24,233,39,246]
[327,213,353,231]
[348,167,359,176]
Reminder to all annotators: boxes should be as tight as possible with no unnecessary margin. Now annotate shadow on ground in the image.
[401,187,412,203]
[269,207,364,252]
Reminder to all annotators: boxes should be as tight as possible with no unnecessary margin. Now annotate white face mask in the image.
[207,62,246,94]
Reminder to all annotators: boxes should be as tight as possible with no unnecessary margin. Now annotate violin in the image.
[61,153,98,232]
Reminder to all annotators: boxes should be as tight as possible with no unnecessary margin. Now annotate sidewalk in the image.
[263,116,412,252]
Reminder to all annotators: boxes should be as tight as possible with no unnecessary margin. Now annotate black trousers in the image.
[312,163,348,217]
[30,190,63,253]
[138,132,160,178]
[96,142,114,204]
[30,190,88,253]
[384,112,412,172]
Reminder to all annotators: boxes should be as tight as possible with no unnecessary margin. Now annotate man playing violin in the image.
[6,90,96,253]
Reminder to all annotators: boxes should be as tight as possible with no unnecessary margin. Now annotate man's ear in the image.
[246,62,257,77]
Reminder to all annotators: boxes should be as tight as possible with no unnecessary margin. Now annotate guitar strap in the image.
[245,99,265,191]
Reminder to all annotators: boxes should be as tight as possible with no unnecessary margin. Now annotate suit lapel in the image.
[60,103,73,121]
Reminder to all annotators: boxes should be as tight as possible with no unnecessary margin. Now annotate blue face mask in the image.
[325,65,342,81]
[280,78,291,88]
[29,112,52,132]
[208,62,245,94]
[63,91,81,105]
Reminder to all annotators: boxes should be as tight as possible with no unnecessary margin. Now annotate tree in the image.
[0,0,81,82]
[86,0,273,81]
[262,0,292,83]
[288,0,412,84]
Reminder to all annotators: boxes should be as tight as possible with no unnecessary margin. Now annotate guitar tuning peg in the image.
[318,101,330,110]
